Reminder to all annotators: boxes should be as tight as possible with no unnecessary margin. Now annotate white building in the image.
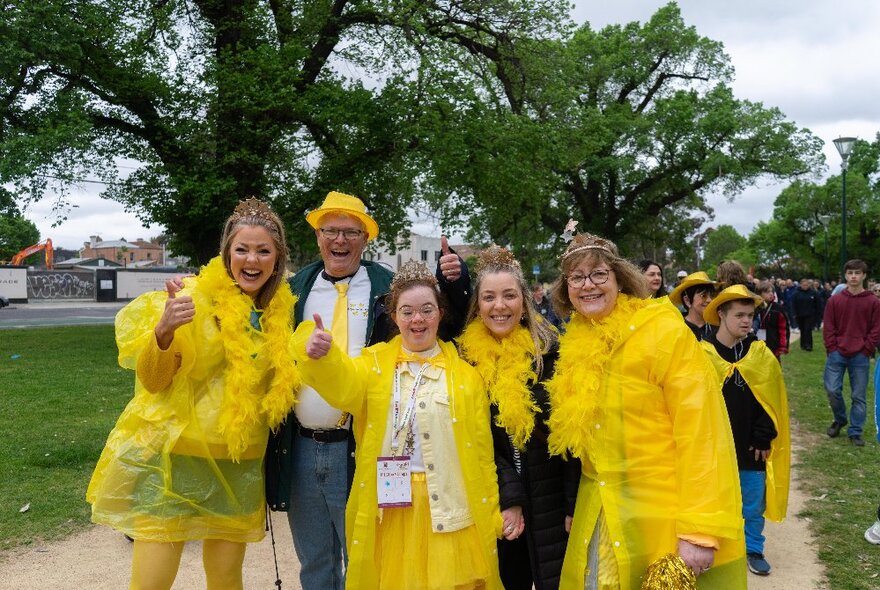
[365,233,443,272]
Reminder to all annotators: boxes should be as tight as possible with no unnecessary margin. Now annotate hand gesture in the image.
[501,505,525,541]
[438,235,462,282]
[154,279,195,350]
[750,446,770,462]
[306,314,333,360]
[678,538,715,577]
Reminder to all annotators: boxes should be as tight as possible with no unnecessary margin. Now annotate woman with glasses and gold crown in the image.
[295,259,504,589]
[546,221,746,590]
[457,244,579,590]
[87,198,300,590]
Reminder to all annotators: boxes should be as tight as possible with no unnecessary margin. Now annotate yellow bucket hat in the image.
[305,191,379,240]
[703,284,764,325]
[669,271,716,306]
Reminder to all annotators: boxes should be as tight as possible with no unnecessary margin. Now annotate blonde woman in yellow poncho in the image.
[458,245,579,590]
[546,223,746,590]
[86,198,300,590]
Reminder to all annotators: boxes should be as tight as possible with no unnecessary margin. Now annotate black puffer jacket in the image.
[492,345,580,590]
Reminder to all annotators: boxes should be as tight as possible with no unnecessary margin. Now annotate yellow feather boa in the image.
[458,321,540,449]
[545,294,649,460]
[195,257,300,461]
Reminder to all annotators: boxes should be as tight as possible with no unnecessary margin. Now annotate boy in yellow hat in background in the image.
[701,285,791,577]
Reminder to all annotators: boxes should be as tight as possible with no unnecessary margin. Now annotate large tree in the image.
[1,0,569,263]
[420,3,824,266]
[0,188,40,260]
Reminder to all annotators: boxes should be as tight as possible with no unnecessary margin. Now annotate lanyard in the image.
[391,362,429,454]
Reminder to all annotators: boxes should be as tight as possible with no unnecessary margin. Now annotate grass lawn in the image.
[783,338,880,589]
[0,325,131,551]
[1,324,879,588]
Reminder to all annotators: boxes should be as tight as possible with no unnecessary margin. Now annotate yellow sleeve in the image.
[293,320,369,417]
[135,333,183,393]
[469,367,503,538]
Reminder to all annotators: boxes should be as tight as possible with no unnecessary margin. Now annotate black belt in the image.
[297,425,349,443]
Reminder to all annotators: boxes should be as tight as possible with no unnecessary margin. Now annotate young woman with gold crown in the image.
[545,222,746,590]
[87,198,300,590]
[457,244,580,590]
[295,260,504,589]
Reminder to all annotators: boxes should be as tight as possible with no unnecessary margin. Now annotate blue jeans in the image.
[824,350,870,437]
[740,470,766,555]
[287,435,349,590]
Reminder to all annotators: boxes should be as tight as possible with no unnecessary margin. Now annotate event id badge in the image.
[756,329,767,341]
[377,456,412,508]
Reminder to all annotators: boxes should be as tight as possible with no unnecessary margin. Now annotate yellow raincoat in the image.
[701,340,790,522]
[550,298,747,590]
[86,257,299,542]
[292,322,504,590]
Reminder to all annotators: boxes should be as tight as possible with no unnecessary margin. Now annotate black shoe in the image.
[747,552,771,575]
[827,421,846,438]
[850,436,865,447]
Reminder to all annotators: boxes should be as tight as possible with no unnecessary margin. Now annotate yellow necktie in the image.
[331,282,349,353]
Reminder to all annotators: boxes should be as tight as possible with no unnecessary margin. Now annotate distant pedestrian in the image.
[755,281,790,361]
[822,259,880,446]
[637,259,666,299]
[791,278,821,351]
[532,282,562,329]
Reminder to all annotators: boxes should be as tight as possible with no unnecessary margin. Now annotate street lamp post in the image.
[833,136,857,276]
[818,214,831,284]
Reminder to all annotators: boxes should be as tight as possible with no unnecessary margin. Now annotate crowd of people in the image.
[85,190,880,590]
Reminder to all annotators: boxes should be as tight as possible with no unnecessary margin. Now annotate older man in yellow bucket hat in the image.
[266,191,472,589]
[701,284,790,578]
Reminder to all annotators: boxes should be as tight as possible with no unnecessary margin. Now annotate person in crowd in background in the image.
[296,260,504,589]
[459,245,578,590]
[815,280,831,330]
[87,198,300,590]
[782,279,799,332]
[873,283,880,299]
[532,282,562,329]
[822,259,880,447]
[546,225,745,589]
[637,259,667,299]
[716,260,749,290]
[669,271,718,341]
[265,191,472,590]
[791,278,821,352]
[755,281,790,361]
[702,285,790,577]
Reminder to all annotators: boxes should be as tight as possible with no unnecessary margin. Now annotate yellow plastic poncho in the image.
[701,340,790,522]
[86,257,299,542]
[292,323,504,590]
[546,296,747,590]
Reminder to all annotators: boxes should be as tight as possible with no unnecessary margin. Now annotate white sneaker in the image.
[865,520,880,545]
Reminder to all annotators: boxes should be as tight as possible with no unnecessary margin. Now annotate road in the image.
[0,300,127,329]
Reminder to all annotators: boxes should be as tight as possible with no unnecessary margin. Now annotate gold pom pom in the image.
[640,554,697,590]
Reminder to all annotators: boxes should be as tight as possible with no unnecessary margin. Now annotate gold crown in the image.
[230,197,278,224]
[475,244,521,275]
[560,219,618,260]
[390,260,438,292]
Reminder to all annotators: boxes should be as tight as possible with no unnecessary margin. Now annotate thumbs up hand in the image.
[155,279,195,350]
[306,313,333,359]
[438,235,462,282]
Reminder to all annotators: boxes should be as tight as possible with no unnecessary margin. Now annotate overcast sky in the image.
[22,0,880,250]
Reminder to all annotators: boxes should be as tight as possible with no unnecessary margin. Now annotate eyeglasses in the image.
[319,227,365,240]
[396,305,438,321]
[566,269,612,288]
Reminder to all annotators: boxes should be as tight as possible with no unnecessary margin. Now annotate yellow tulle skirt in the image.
[375,472,490,590]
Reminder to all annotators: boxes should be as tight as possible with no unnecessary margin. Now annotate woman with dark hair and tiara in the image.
[458,245,579,590]
[546,221,746,590]
[87,198,300,590]
[296,260,504,590]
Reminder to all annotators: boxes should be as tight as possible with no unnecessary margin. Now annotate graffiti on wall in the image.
[27,272,96,299]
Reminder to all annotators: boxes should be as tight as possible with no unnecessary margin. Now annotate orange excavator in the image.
[11,238,54,269]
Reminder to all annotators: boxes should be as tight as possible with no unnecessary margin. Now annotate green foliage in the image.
[0,189,40,261]
[0,325,131,549]
[702,224,747,268]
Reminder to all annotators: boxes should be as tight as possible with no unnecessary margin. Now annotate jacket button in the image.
[614,541,620,547]
[436,524,444,531]
[419,401,426,409]
[282,448,288,454]
[481,498,487,503]
[432,494,439,501]
[353,539,359,545]
[360,483,365,488]
[280,502,286,508]
[466,442,472,448]
[423,432,430,440]
[427,464,434,470]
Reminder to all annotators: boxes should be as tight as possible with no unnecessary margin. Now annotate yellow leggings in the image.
[130,539,246,590]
